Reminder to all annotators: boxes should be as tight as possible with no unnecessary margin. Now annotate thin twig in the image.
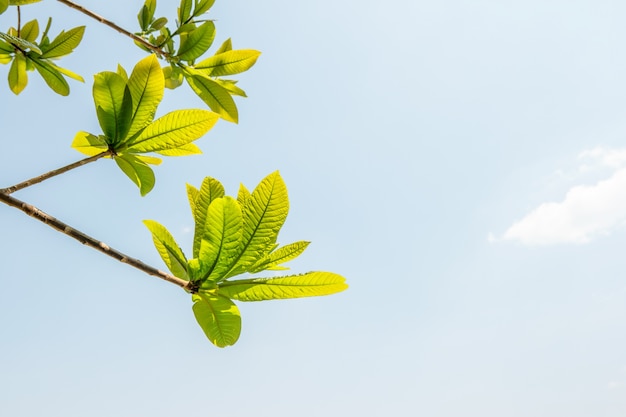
[0,151,110,195]
[0,192,192,291]
[56,0,169,58]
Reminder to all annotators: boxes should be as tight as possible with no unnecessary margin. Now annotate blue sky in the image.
[2,0,626,415]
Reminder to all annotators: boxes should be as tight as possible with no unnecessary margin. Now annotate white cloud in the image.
[500,148,626,245]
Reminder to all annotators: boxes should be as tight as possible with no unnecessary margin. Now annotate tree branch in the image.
[0,191,192,291]
[0,151,110,195]
[56,0,169,58]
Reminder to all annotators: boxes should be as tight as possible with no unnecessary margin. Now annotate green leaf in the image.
[185,72,238,123]
[176,20,215,61]
[178,0,193,23]
[54,64,84,82]
[187,183,200,216]
[163,64,184,89]
[225,171,289,278]
[71,132,109,156]
[40,26,84,59]
[8,52,27,94]
[0,39,12,53]
[124,109,218,153]
[137,0,156,31]
[143,220,189,280]
[0,53,11,64]
[195,49,260,77]
[0,32,41,53]
[20,19,39,43]
[0,0,8,15]
[93,71,133,144]
[191,177,224,258]
[30,57,70,96]
[213,78,246,97]
[155,142,202,156]
[126,54,164,140]
[192,292,241,347]
[249,241,310,273]
[114,153,155,196]
[219,272,348,301]
[197,196,243,284]
[194,0,215,16]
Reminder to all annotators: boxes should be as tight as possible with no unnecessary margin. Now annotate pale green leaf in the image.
[185,72,238,123]
[213,78,246,97]
[224,171,289,278]
[176,20,215,61]
[126,54,164,140]
[124,109,218,153]
[30,57,69,95]
[192,177,224,258]
[54,64,84,82]
[195,49,260,77]
[40,26,84,58]
[249,241,310,273]
[163,65,183,89]
[93,71,133,144]
[143,220,189,280]
[0,53,11,64]
[219,272,348,301]
[135,155,162,165]
[236,183,250,208]
[9,0,43,4]
[8,52,27,94]
[192,292,241,347]
[186,183,199,216]
[114,153,155,196]
[71,132,109,156]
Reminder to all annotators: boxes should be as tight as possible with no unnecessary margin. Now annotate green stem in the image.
[0,151,110,195]
[55,0,170,58]
[0,191,192,291]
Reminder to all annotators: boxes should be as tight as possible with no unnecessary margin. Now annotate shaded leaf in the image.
[0,32,41,53]
[219,272,348,301]
[176,20,215,61]
[30,57,69,95]
[185,72,238,122]
[93,72,133,144]
[192,292,241,347]
[114,153,155,196]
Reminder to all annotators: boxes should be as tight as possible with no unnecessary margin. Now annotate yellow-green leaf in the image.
[71,131,109,156]
[249,241,310,273]
[192,292,241,347]
[143,220,188,280]
[195,49,260,77]
[155,142,202,156]
[192,177,225,258]
[30,57,69,96]
[8,52,27,94]
[126,54,164,140]
[218,272,348,301]
[40,26,84,58]
[93,71,133,144]
[176,20,215,61]
[124,109,218,153]
[20,19,39,43]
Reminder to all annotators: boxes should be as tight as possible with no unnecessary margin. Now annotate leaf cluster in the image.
[0,13,84,95]
[72,55,218,195]
[144,172,348,347]
[134,0,260,123]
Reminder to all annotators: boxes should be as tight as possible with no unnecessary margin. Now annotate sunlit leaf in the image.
[224,171,289,278]
[8,0,43,5]
[249,241,310,273]
[126,54,164,140]
[219,272,348,301]
[124,109,218,153]
[155,142,202,156]
[20,19,39,43]
[143,220,189,280]
[198,196,243,284]
[192,177,224,257]
[71,131,109,156]
[194,0,215,16]
[195,49,260,77]
[0,32,41,53]
[178,0,193,23]
[192,292,241,347]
